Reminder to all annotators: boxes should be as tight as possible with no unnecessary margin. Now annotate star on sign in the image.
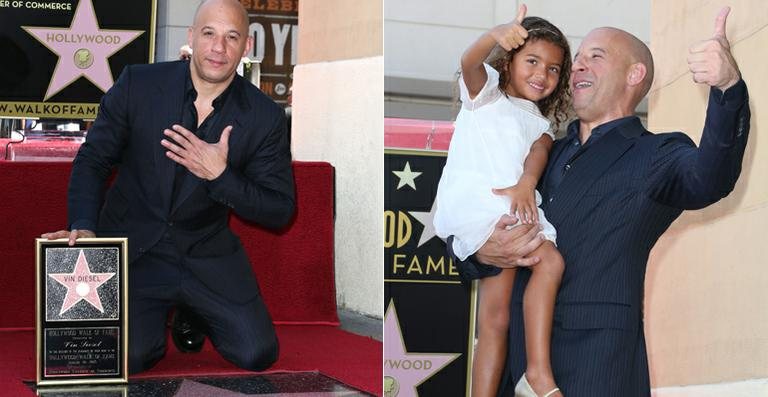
[384,300,460,397]
[408,199,439,248]
[392,161,422,190]
[49,250,116,315]
[22,0,144,100]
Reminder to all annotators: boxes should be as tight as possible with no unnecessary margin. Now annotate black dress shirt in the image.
[171,66,234,202]
[546,116,637,193]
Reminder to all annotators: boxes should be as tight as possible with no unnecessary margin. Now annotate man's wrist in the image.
[712,78,747,107]
[70,219,96,232]
[716,75,740,93]
[208,163,227,181]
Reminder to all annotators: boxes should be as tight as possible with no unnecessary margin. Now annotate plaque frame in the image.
[35,384,128,397]
[35,238,128,386]
[384,148,478,395]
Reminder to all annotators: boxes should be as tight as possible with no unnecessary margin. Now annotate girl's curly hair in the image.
[488,16,572,131]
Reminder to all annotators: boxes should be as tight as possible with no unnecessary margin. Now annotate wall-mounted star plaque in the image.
[35,237,128,386]
[384,149,477,396]
[0,0,156,119]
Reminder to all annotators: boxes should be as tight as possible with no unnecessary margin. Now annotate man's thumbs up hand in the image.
[712,6,729,39]
[687,6,741,91]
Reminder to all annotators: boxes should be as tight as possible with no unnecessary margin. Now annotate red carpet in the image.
[0,160,381,396]
[0,326,381,396]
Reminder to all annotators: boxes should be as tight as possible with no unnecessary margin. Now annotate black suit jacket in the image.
[68,61,295,303]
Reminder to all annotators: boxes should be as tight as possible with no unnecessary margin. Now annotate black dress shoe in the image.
[171,305,207,353]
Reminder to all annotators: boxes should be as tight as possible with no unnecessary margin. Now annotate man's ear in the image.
[627,62,647,87]
[187,27,194,48]
[243,36,254,58]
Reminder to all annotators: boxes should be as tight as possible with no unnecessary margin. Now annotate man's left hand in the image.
[687,6,741,91]
[161,124,231,180]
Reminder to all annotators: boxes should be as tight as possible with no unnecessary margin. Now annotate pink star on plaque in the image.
[49,250,116,315]
[22,0,144,100]
[384,300,461,396]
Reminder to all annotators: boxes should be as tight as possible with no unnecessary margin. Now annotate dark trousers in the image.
[504,301,650,397]
[127,236,278,374]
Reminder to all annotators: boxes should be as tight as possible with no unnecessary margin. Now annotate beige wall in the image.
[291,0,383,318]
[297,0,382,63]
[647,0,768,387]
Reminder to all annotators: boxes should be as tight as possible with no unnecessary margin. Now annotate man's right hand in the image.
[41,229,95,246]
[475,214,544,268]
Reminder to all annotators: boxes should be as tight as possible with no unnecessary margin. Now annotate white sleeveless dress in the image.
[434,63,557,261]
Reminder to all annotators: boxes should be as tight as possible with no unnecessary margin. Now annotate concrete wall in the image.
[646,0,768,389]
[653,379,768,397]
[386,0,648,83]
[155,0,196,62]
[291,0,383,318]
[384,0,649,120]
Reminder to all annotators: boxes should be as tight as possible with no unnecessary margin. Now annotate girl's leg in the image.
[523,240,565,396]
[473,267,517,397]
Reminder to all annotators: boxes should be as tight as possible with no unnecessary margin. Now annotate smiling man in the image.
[43,0,294,373]
[451,7,750,396]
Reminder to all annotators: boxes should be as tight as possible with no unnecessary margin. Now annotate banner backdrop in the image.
[0,0,156,119]
[243,0,297,105]
[384,149,476,397]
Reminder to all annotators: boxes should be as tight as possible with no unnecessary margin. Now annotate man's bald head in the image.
[193,0,249,34]
[596,27,655,97]
[572,27,656,124]
[187,0,253,87]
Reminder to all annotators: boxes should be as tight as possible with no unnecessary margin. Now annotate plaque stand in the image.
[35,238,128,386]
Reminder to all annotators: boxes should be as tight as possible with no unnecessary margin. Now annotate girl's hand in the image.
[493,181,539,224]
[489,4,528,51]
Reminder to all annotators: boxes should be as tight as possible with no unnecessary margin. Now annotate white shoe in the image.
[514,373,561,397]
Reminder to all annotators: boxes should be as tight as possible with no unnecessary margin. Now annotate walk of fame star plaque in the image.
[0,0,156,119]
[35,238,128,386]
[385,149,478,396]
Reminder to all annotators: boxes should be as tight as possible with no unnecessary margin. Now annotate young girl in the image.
[434,6,570,397]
